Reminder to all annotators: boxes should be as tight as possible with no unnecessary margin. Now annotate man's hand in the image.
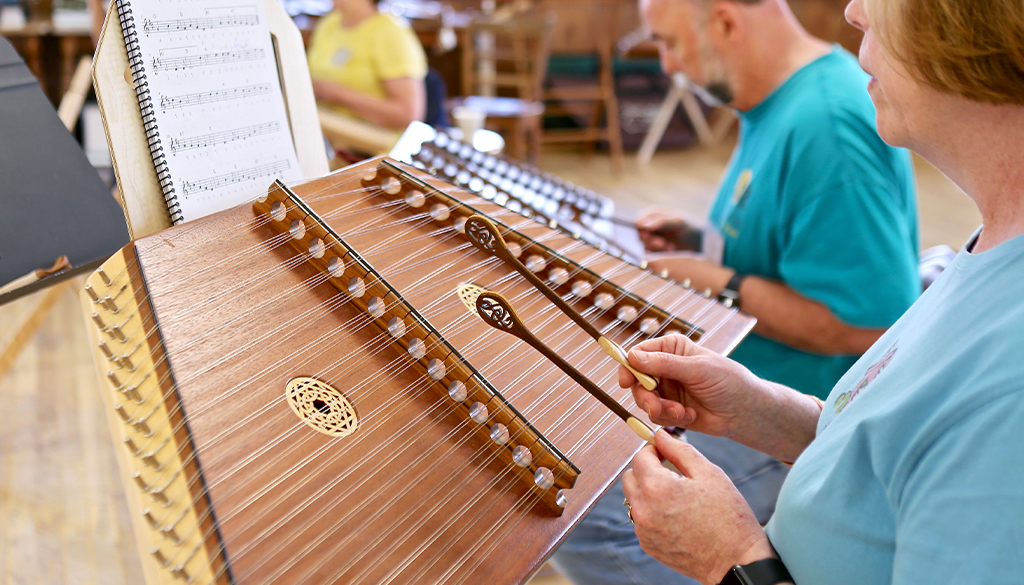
[622,430,777,585]
[635,208,703,252]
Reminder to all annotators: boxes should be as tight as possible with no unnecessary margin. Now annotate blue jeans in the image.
[549,432,789,585]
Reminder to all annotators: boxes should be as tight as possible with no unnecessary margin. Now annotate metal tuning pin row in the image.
[82,256,227,584]
[253,179,579,514]
[367,162,704,345]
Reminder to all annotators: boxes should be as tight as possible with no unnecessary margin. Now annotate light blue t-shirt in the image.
[708,47,919,399]
[767,230,1024,584]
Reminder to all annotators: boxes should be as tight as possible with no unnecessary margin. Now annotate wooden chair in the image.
[454,12,554,164]
[538,0,624,172]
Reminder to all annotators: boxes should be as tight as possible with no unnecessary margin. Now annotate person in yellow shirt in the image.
[307,0,427,132]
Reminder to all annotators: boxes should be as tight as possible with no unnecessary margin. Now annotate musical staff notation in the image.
[182,160,291,195]
[160,84,271,110]
[143,13,259,34]
[152,48,264,73]
[169,122,279,152]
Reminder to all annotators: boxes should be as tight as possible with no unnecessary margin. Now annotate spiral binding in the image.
[115,0,184,225]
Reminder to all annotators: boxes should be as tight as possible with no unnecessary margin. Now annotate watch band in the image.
[718,558,794,585]
[718,272,746,309]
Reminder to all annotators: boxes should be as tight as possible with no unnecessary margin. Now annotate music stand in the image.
[91,0,329,239]
[0,38,130,379]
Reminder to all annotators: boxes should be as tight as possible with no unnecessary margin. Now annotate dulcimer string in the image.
[97,169,737,581]
[112,206,704,516]
[238,286,696,581]
[203,336,610,581]
[176,293,626,581]
[110,189,704,506]
[108,183,696,452]
[241,338,622,585]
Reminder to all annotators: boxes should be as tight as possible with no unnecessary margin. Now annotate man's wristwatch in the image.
[718,558,794,585]
[718,272,746,309]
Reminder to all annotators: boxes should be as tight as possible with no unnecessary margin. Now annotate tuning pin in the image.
[91,312,108,331]
[97,269,112,286]
[132,472,149,491]
[84,284,100,302]
[111,325,128,342]
[108,371,123,389]
[150,488,169,506]
[114,404,131,423]
[682,278,692,288]
[123,436,141,456]
[124,386,142,403]
[98,341,114,360]
[161,525,181,545]
[120,354,136,372]
[660,268,670,279]
[102,296,119,313]
[639,260,649,270]
[142,453,162,470]
[142,508,160,529]
[133,419,152,437]
[151,548,169,567]
[170,566,190,582]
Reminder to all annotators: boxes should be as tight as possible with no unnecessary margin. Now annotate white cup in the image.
[451,106,486,142]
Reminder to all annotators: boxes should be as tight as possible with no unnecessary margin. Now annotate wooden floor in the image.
[0,141,979,585]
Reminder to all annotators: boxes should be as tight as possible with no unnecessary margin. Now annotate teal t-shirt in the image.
[708,47,919,399]
[767,230,1024,584]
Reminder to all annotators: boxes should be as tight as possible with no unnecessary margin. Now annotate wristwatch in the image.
[718,558,794,585]
[718,272,746,309]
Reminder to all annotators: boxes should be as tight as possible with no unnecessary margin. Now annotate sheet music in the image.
[127,0,302,222]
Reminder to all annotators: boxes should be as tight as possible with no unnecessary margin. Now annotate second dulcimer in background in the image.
[81,157,754,585]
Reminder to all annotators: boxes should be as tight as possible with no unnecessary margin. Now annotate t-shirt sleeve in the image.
[370,18,427,81]
[891,391,1024,584]
[306,12,338,79]
[776,148,919,329]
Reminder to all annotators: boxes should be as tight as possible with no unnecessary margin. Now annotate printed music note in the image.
[121,0,302,222]
[151,48,264,73]
[168,122,279,152]
[182,160,291,196]
[142,13,258,34]
[160,84,271,110]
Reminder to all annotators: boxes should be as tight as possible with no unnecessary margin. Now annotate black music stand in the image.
[0,37,129,375]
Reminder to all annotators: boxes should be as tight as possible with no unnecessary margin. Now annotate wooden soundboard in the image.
[81,156,754,585]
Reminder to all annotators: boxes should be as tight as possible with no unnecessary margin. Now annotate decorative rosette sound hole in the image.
[285,377,359,437]
[457,282,485,314]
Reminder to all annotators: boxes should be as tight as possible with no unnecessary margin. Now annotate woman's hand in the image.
[619,334,762,439]
[622,430,778,585]
[620,334,824,464]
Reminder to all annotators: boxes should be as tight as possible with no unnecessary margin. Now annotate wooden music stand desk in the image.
[91,0,330,239]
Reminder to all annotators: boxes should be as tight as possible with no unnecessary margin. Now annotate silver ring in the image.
[623,498,634,524]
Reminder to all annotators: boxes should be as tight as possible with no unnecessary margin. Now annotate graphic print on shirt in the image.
[833,343,898,415]
[332,48,352,68]
[722,168,753,238]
